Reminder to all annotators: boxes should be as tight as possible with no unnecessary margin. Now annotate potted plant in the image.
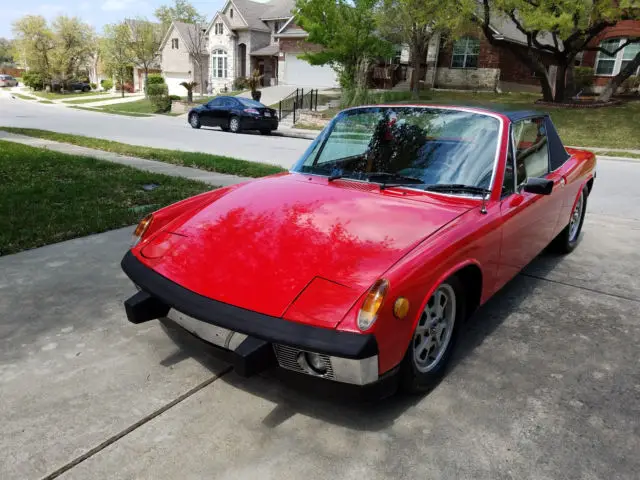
[247,69,263,102]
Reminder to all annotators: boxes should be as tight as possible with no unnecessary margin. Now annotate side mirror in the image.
[521,177,553,195]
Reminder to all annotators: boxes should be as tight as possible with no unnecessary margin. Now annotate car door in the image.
[498,117,563,280]
[219,98,236,126]
[200,98,223,126]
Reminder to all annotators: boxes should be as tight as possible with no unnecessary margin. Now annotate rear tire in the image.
[189,113,201,129]
[400,275,466,393]
[229,116,241,133]
[551,186,588,254]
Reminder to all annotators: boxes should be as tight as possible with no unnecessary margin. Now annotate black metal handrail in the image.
[278,88,319,123]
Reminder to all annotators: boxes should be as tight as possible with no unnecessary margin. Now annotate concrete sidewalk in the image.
[0,131,252,187]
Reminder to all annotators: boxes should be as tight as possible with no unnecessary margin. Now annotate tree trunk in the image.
[143,67,148,97]
[553,63,568,102]
[598,51,640,102]
[411,45,427,99]
[199,58,205,96]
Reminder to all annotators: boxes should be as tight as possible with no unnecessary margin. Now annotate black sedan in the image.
[188,96,278,134]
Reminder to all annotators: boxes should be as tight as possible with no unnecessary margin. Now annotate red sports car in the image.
[122,105,596,395]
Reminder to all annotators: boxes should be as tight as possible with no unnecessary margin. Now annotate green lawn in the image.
[181,91,245,104]
[63,96,118,105]
[317,90,640,150]
[33,90,109,100]
[0,127,286,178]
[38,100,54,104]
[69,106,153,117]
[12,93,35,100]
[0,141,211,255]
[99,98,159,114]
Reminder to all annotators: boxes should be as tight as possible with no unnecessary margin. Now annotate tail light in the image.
[244,108,260,115]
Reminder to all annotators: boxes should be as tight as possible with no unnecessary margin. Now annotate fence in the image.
[278,88,319,123]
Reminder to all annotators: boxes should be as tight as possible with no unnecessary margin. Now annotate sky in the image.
[0,0,232,38]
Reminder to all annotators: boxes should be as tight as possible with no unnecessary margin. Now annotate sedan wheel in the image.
[400,276,465,393]
[229,116,241,133]
[189,113,201,129]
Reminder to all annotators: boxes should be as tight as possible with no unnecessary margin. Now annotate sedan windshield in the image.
[295,107,501,192]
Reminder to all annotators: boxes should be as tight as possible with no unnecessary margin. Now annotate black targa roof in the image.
[499,109,570,170]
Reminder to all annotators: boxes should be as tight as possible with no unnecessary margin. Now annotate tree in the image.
[155,0,204,33]
[296,0,393,102]
[181,22,208,96]
[128,18,163,95]
[0,38,14,64]
[101,23,133,98]
[377,0,475,98]
[50,16,95,88]
[12,15,55,83]
[479,0,639,103]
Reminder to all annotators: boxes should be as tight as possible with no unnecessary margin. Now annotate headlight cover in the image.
[357,279,389,331]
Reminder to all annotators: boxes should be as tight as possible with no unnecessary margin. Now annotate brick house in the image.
[580,20,640,92]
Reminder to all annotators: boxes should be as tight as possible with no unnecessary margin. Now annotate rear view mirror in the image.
[521,177,553,195]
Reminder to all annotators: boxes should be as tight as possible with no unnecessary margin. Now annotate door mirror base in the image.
[520,177,553,195]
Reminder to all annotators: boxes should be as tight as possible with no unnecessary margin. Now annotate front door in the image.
[200,98,224,126]
[498,117,564,281]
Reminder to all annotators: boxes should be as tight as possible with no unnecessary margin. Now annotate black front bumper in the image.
[121,251,377,359]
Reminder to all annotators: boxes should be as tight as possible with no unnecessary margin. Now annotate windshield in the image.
[237,98,266,108]
[295,107,501,192]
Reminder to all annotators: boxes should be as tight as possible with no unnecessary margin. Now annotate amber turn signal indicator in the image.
[132,214,153,246]
[393,297,410,319]
[357,279,389,331]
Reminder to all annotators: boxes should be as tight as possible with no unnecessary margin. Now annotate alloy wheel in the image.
[230,117,240,133]
[190,114,199,127]
[569,192,584,242]
[412,284,456,373]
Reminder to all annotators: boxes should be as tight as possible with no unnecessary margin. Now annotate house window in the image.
[171,38,179,49]
[230,8,234,18]
[214,23,224,35]
[212,49,228,78]
[451,37,480,69]
[595,38,640,76]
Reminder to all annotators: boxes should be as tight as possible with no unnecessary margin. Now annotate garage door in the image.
[283,54,338,88]
[163,72,190,96]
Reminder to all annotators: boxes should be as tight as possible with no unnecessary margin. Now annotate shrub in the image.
[169,94,181,101]
[147,73,165,85]
[101,78,113,90]
[116,82,134,93]
[233,77,248,90]
[23,71,45,91]
[620,75,640,94]
[574,66,594,92]
[148,82,171,112]
[90,82,97,90]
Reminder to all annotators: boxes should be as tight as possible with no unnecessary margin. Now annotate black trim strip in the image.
[121,251,377,359]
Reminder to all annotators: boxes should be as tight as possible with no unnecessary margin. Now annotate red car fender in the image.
[135,183,245,247]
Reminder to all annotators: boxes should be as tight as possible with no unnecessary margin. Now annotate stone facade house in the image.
[204,0,338,93]
[159,21,209,96]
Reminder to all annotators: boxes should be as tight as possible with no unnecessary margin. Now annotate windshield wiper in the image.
[364,172,425,189]
[423,184,491,196]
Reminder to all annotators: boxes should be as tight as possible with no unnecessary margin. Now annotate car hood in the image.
[136,174,473,325]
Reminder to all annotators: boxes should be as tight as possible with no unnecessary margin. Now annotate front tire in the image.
[229,116,241,133]
[551,186,588,254]
[400,275,466,393]
[189,113,201,129]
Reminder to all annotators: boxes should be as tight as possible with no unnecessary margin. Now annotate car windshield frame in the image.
[292,105,505,196]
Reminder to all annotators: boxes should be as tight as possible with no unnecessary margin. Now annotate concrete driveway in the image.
[1,159,639,480]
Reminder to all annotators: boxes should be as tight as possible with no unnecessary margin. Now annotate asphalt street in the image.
[0,94,639,479]
[0,95,311,169]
